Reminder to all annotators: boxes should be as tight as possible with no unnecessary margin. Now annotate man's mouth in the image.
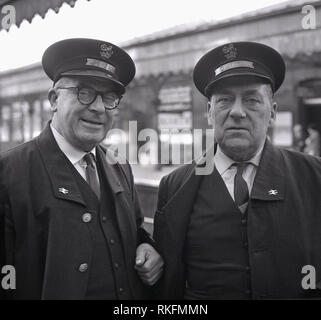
[226,127,248,131]
[81,118,104,126]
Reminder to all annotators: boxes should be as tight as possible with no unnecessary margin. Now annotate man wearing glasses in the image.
[0,38,163,299]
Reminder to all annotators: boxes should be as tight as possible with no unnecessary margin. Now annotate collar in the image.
[50,123,96,165]
[214,143,264,175]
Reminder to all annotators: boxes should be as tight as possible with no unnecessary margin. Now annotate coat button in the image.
[119,287,124,294]
[114,263,119,269]
[78,263,88,272]
[82,213,92,223]
[102,216,107,222]
[241,219,247,225]
[110,238,115,245]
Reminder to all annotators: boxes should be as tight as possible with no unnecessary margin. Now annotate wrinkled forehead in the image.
[209,75,272,96]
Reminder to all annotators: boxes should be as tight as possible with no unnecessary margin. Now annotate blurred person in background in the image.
[293,124,306,152]
[304,123,320,156]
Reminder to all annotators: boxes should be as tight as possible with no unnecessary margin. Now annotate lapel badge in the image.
[268,189,278,195]
[100,43,113,59]
[222,43,237,60]
[59,187,69,195]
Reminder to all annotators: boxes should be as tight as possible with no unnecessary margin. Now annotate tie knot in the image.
[233,162,248,174]
[83,153,96,168]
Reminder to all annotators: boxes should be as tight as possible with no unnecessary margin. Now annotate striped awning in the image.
[0,0,88,31]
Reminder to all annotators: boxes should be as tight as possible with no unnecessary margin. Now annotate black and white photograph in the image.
[0,0,321,305]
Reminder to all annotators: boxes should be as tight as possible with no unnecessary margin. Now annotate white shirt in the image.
[214,144,264,203]
[50,124,96,182]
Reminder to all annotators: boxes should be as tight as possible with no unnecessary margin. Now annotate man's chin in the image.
[76,135,104,152]
[220,139,253,160]
[224,139,250,151]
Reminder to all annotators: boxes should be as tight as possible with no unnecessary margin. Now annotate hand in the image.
[135,243,164,286]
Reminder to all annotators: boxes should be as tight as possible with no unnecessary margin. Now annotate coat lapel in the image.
[96,147,137,262]
[251,140,285,201]
[95,146,124,195]
[160,144,216,249]
[36,123,86,206]
[161,163,204,249]
[161,144,217,247]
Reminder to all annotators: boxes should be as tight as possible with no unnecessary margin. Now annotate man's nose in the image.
[88,94,105,112]
[229,98,246,118]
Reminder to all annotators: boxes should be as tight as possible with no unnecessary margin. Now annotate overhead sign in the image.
[158,111,192,130]
[158,86,193,130]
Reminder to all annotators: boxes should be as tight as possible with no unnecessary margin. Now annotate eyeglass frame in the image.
[55,86,122,110]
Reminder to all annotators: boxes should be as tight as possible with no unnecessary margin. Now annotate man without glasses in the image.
[154,41,321,299]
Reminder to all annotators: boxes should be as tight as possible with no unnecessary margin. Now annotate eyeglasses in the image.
[56,86,122,110]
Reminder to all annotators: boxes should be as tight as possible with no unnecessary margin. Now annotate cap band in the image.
[214,60,254,76]
[86,58,116,74]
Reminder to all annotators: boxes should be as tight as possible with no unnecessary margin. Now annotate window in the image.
[272,112,293,147]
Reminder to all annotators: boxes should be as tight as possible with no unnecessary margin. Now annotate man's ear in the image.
[269,101,277,127]
[207,100,214,126]
[48,88,58,112]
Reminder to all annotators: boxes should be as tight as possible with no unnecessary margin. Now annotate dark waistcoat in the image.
[69,157,132,299]
[184,167,251,299]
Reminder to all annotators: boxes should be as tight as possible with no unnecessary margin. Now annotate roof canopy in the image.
[0,0,88,31]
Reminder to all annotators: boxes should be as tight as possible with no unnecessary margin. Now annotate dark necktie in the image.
[233,163,249,207]
[83,153,100,200]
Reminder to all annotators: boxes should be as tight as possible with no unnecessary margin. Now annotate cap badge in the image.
[222,44,237,60]
[100,44,113,59]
